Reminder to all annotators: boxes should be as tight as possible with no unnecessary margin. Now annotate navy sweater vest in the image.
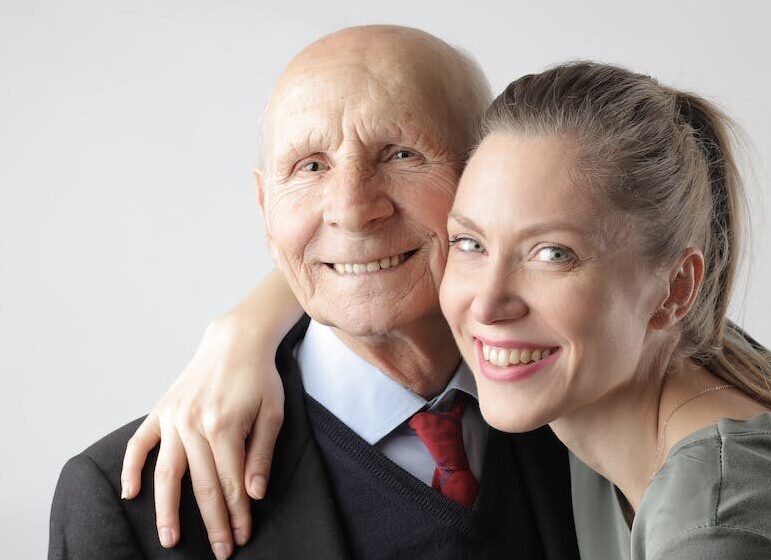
[306,396,547,560]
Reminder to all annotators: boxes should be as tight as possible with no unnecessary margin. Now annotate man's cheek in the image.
[265,184,317,222]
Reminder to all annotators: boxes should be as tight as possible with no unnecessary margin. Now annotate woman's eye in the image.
[533,245,575,263]
[450,236,484,253]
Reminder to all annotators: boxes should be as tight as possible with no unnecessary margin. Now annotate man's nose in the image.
[322,167,395,232]
[470,268,529,325]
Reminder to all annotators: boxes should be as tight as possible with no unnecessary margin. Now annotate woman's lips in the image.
[474,338,561,382]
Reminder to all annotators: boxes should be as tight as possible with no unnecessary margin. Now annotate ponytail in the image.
[674,91,771,405]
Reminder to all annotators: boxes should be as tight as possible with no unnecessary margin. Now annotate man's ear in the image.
[649,248,705,330]
[253,167,280,264]
[253,168,266,215]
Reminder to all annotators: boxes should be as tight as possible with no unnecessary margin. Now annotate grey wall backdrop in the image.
[1,0,769,556]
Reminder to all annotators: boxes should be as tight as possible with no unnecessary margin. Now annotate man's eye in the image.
[450,236,484,253]
[533,245,575,263]
[299,161,325,172]
[392,149,416,160]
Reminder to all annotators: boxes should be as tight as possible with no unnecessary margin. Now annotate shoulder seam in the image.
[714,423,723,525]
[670,427,771,457]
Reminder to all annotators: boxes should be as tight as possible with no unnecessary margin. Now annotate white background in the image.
[1,0,769,556]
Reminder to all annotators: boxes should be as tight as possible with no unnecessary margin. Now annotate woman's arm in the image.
[120,269,301,555]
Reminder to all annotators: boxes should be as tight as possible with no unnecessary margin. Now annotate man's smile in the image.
[324,249,420,274]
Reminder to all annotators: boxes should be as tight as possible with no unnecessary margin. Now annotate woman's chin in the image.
[478,397,550,434]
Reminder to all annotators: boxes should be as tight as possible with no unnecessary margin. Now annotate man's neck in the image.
[332,314,460,399]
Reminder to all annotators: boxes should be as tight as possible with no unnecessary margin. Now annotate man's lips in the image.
[323,248,420,274]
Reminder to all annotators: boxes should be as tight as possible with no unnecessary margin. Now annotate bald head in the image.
[261,25,490,172]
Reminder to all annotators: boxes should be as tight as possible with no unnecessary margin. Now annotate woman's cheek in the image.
[439,264,467,327]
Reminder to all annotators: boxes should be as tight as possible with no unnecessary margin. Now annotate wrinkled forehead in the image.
[264,58,458,166]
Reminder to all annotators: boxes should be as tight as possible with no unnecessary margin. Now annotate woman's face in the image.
[439,132,667,432]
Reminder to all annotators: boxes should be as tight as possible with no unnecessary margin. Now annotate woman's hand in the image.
[120,316,284,557]
[119,270,302,559]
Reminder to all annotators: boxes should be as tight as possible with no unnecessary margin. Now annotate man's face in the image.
[258,53,464,336]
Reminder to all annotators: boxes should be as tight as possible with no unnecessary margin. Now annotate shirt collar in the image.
[296,319,477,445]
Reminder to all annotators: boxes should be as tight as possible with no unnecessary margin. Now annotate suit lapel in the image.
[243,316,351,559]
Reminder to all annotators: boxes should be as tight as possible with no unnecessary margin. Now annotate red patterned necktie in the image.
[408,392,479,508]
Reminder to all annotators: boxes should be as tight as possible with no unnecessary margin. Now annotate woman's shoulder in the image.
[632,412,771,560]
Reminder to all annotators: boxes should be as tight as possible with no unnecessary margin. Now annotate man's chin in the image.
[308,301,439,339]
[313,314,410,339]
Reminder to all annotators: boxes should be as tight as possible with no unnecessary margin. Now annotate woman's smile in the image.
[475,337,562,382]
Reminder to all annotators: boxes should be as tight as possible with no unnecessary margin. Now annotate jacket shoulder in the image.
[49,431,148,559]
[76,416,147,483]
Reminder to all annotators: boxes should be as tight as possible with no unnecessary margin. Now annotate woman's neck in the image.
[551,352,768,513]
[550,372,664,511]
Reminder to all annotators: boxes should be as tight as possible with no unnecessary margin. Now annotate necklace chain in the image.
[651,384,734,479]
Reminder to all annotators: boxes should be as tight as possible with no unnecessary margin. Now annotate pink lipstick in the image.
[474,338,560,383]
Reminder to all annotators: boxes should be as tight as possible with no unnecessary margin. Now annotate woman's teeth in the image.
[332,253,405,275]
[482,343,554,368]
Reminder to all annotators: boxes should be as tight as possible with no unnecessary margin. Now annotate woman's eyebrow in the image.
[513,221,592,239]
[449,211,593,240]
[448,212,486,237]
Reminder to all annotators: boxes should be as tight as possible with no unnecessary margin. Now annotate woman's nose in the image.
[470,271,529,325]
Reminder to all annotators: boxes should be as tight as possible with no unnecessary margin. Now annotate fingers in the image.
[153,420,187,548]
[178,428,234,560]
[244,400,284,500]
[208,431,252,547]
[121,413,161,499]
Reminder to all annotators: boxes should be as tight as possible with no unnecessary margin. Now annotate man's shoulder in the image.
[50,417,159,559]
[74,415,148,480]
[53,416,144,513]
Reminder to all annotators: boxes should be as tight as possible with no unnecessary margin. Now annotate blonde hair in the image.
[481,61,771,404]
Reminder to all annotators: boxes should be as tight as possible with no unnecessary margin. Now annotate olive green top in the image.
[570,413,771,560]
[570,453,631,560]
[632,412,771,559]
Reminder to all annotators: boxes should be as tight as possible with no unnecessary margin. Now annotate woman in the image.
[123,62,771,558]
[439,63,771,558]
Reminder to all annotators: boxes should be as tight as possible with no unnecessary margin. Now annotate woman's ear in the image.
[649,248,705,330]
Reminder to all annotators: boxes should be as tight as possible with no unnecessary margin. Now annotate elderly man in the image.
[50,26,597,559]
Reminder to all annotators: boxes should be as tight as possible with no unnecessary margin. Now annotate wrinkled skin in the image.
[259,41,462,342]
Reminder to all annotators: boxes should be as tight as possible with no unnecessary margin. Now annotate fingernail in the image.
[212,542,230,560]
[159,527,175,548]
[120,480,131,499]
[249,475,266,499]
[233,527,247,546]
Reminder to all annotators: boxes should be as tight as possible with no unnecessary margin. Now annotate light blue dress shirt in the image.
[296,319,488,485]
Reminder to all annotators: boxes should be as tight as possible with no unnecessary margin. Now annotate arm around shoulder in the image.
[50,453,144,560]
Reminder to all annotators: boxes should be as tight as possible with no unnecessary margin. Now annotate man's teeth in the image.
[481,343,554,367]
[333,253,405,275]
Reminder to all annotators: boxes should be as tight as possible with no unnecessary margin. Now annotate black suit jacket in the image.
[49,316,579,559]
